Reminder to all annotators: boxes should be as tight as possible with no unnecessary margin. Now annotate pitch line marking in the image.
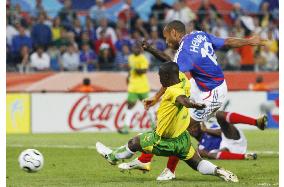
[7,144,279,155]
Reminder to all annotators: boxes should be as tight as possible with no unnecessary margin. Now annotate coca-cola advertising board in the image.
[31,92,267,133]
[31,93,158,133]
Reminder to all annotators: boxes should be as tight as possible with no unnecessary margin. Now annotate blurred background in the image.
[6,0,279,133]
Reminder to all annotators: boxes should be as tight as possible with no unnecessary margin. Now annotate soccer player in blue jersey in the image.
[118,20,267,180]
[189,121,257,160]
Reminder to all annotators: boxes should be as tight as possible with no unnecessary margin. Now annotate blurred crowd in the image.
[6,0,279,73]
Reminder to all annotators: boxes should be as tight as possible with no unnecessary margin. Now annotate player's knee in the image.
[127,136,140,152]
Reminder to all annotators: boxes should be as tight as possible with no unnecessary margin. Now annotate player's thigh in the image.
[139,131,159,154]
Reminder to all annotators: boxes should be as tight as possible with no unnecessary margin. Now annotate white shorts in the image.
[219,129,247,154]
[189,78,228,121]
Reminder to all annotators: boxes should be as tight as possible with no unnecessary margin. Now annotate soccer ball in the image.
[18,149,44,172]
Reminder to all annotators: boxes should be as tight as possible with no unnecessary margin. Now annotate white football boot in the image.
[118,158,151,172]
[156,168,176,181]
[95,142,118,165]
[215,167,239,182]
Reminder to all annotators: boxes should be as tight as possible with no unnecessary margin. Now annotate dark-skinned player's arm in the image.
[143,87,167,110]
[200,122,222,137]
[175,95,206,109]
[139,40,172,62]
[224,35,267,48]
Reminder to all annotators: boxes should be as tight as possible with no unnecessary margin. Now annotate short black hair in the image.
[83,78,91,85]
[159,62,179,77]
[165,20,186,34]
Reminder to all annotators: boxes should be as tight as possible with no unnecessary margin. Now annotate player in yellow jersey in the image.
[119,43,150,134]
[96,62,238,183]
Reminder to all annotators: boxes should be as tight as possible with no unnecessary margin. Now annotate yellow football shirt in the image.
[128,54,150,93]
[156,72,191,138]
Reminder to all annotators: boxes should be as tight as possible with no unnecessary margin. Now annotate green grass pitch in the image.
[7,130,279,187]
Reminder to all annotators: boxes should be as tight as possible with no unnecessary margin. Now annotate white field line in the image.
[7,144,279,155]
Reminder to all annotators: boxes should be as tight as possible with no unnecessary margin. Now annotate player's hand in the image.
[249,35,267,46]
[143,97,158,110]
[194,103,206,110]
[139,40,152,51]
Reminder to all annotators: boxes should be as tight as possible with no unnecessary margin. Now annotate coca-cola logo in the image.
[68,95,155,131]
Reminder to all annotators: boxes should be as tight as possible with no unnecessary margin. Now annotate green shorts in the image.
[127,92,149,104]
[139,131,195,160]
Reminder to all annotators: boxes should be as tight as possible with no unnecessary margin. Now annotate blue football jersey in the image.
[174,31,225,91]
[198,123,222,152]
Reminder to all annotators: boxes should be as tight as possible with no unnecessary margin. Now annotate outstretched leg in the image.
[183,148,238,182]
[96,136,142,165]
[216,111,267,131]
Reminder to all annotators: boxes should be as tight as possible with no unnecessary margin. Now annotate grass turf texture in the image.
[7,130,279,187]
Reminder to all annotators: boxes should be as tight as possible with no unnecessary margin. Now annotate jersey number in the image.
[201,42,218,65]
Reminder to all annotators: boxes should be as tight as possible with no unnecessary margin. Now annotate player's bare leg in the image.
[118,101,136,134]
[183,149,239,182]
[216,111,267,130]
[96,136,142,165]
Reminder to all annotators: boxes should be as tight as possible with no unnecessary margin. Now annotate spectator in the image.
[265,29,278,54]
[115,44,131,71]
[98,44,115,71]
[10,4,32,27]
[212,18,228,38]
[31,0,45,19]
[48,44,61,71]
[149,30,166,51]
[89,0,110,22]
[51,17,62,41]
[72,18,83,44]
[145,16,163,38]
[151,0,171,23]
[54,28,70,53]
[66,31,79,50]
[61,44,80,71]
[230,3,244,22]
[30,45,50,71]
[258,2,273,28]
[31,13,52,49]
[58,0,76,29]
[249,75,269,91]
[115,30,132,52]
[165,0,196,25]
[94,29,115,55]
[260,45,278,71]
[84,16,97,41]
[70,78,96,92]
[18,45,31,72]
[116,18,130,38]
[79,43,98,72]
[225,49,241,70]
[197,0,220,27]
[233,18,245,37]
[118,0,139,29]
[236,17,255,71]
[133,18,149,39]
[96,18,117,44]
[6,20,19,46]
[78,31,93,50]
[11,26,32,55]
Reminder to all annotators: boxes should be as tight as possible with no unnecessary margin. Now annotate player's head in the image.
[163,20,186,50]
[159,62,180,87]
[132,42,141,56]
